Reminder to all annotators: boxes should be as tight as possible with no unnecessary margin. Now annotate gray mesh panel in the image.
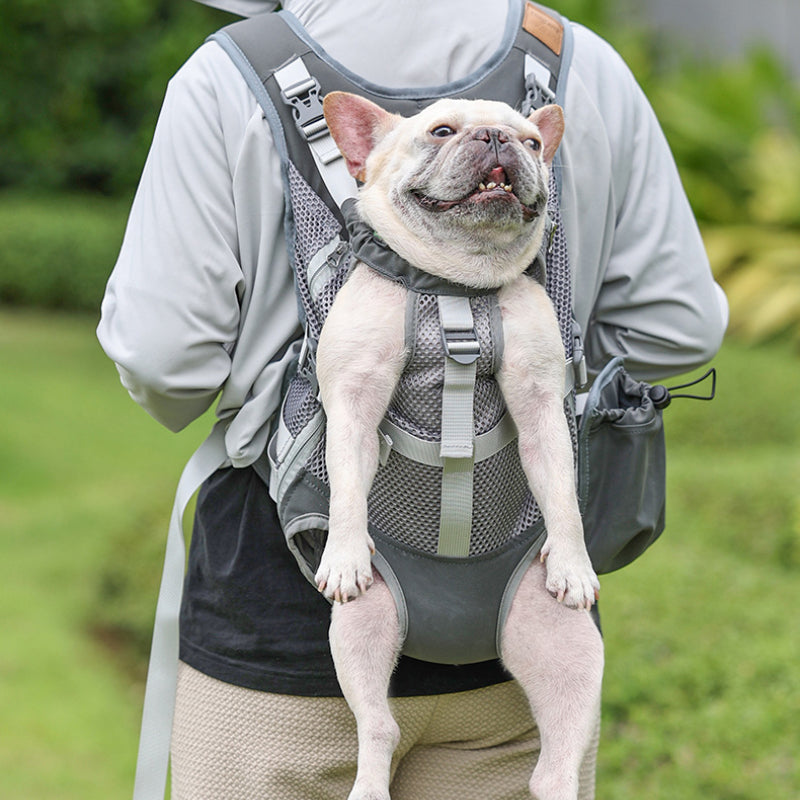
[283,376,320,437]
[545,170,579,463]
[366,440,541,557]
[287,163,343,339]
[388,295,444,441]
[369,452,442,553]
[545,170,573,358]
[305,434,328,484]
[470,441,540,555]
[315,250,355,322]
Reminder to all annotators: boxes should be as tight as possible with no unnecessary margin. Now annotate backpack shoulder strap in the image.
[211,3,575,212]
[517,2,573,110]
[209,14,358,210]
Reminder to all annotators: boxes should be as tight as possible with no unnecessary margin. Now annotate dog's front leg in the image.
[497,276,599,610]
[315,265,407,602]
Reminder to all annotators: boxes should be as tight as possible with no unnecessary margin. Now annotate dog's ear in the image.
[528,104,564,165]
[323,92,400,182]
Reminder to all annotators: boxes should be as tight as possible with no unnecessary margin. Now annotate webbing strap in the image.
[437,296,479,557]
[379,412,517,468]
[438,296,479,458]
[273,58,357,208]
[132,422,230,800]
[438,457,475,557]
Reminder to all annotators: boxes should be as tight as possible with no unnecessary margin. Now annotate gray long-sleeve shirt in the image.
[98,0,727,467]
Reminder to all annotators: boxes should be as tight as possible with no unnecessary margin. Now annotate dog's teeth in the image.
[477,181,514,193]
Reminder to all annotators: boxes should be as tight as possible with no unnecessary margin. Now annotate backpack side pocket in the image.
[578,357,666,574]
[253,371,330,586]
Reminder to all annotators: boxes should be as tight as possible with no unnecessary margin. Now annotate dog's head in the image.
[323,93,564,288]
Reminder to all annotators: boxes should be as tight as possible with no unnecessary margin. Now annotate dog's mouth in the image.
[411,167,542,223]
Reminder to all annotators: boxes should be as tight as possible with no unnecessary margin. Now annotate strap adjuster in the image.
[442,327,481,365]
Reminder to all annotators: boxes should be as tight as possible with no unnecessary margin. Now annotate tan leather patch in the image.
[522,3,563,56]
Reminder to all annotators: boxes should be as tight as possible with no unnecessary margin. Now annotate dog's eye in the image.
[525,138,542,152]
[431,125,456,138]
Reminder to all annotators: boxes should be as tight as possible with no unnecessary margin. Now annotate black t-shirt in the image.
[180,466,512,696]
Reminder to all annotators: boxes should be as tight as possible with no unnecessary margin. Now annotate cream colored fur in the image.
[314,93,603,800]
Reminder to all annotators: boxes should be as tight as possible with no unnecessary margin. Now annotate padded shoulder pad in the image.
[523,2,564,56]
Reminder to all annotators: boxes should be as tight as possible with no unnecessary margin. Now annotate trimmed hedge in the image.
[0,193,128,312]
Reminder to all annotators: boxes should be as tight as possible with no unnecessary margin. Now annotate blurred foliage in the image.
[648,52,800,346]
[705,225,800,346]
[0,0,234,195]
[565,2,800,347]
[91,504,182,683]
[636,46,800,228]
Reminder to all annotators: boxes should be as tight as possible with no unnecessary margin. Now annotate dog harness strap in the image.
[437,295,479,557]
[517,2,569,113]
[378,412,517,467]
[438,295,479,458]
[274,58,357,207]
[438,457,475,557]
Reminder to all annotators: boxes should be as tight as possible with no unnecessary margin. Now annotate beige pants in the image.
[171,662,599,800]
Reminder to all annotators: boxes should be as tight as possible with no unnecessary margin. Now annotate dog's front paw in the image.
[540,540,600,610]
[315,536,375,603]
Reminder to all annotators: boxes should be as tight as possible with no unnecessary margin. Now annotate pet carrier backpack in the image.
[215,3,587,666]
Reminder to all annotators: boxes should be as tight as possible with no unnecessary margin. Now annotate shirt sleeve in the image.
[564,25,728,382]
[97,44,255,432]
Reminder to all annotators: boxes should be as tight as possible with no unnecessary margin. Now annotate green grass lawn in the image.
[1,308,798,798]
[0,309,208,799]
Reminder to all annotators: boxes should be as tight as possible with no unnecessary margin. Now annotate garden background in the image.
[1,1,798,797]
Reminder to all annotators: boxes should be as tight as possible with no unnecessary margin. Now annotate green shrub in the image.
[0,193,128,311]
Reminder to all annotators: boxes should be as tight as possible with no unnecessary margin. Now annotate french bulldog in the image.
[314,92,604,800]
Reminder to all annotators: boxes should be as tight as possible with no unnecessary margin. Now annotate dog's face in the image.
[323,94,564,288]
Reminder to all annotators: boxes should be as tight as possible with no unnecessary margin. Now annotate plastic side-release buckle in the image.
[438,295,481,365]
[280,75,329,142]
[274,59,353,201]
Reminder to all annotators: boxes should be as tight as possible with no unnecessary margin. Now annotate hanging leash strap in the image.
[132,422,230,800]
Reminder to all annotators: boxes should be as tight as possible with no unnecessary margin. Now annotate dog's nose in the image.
[472,127,510,146]
[472,127,510,159]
